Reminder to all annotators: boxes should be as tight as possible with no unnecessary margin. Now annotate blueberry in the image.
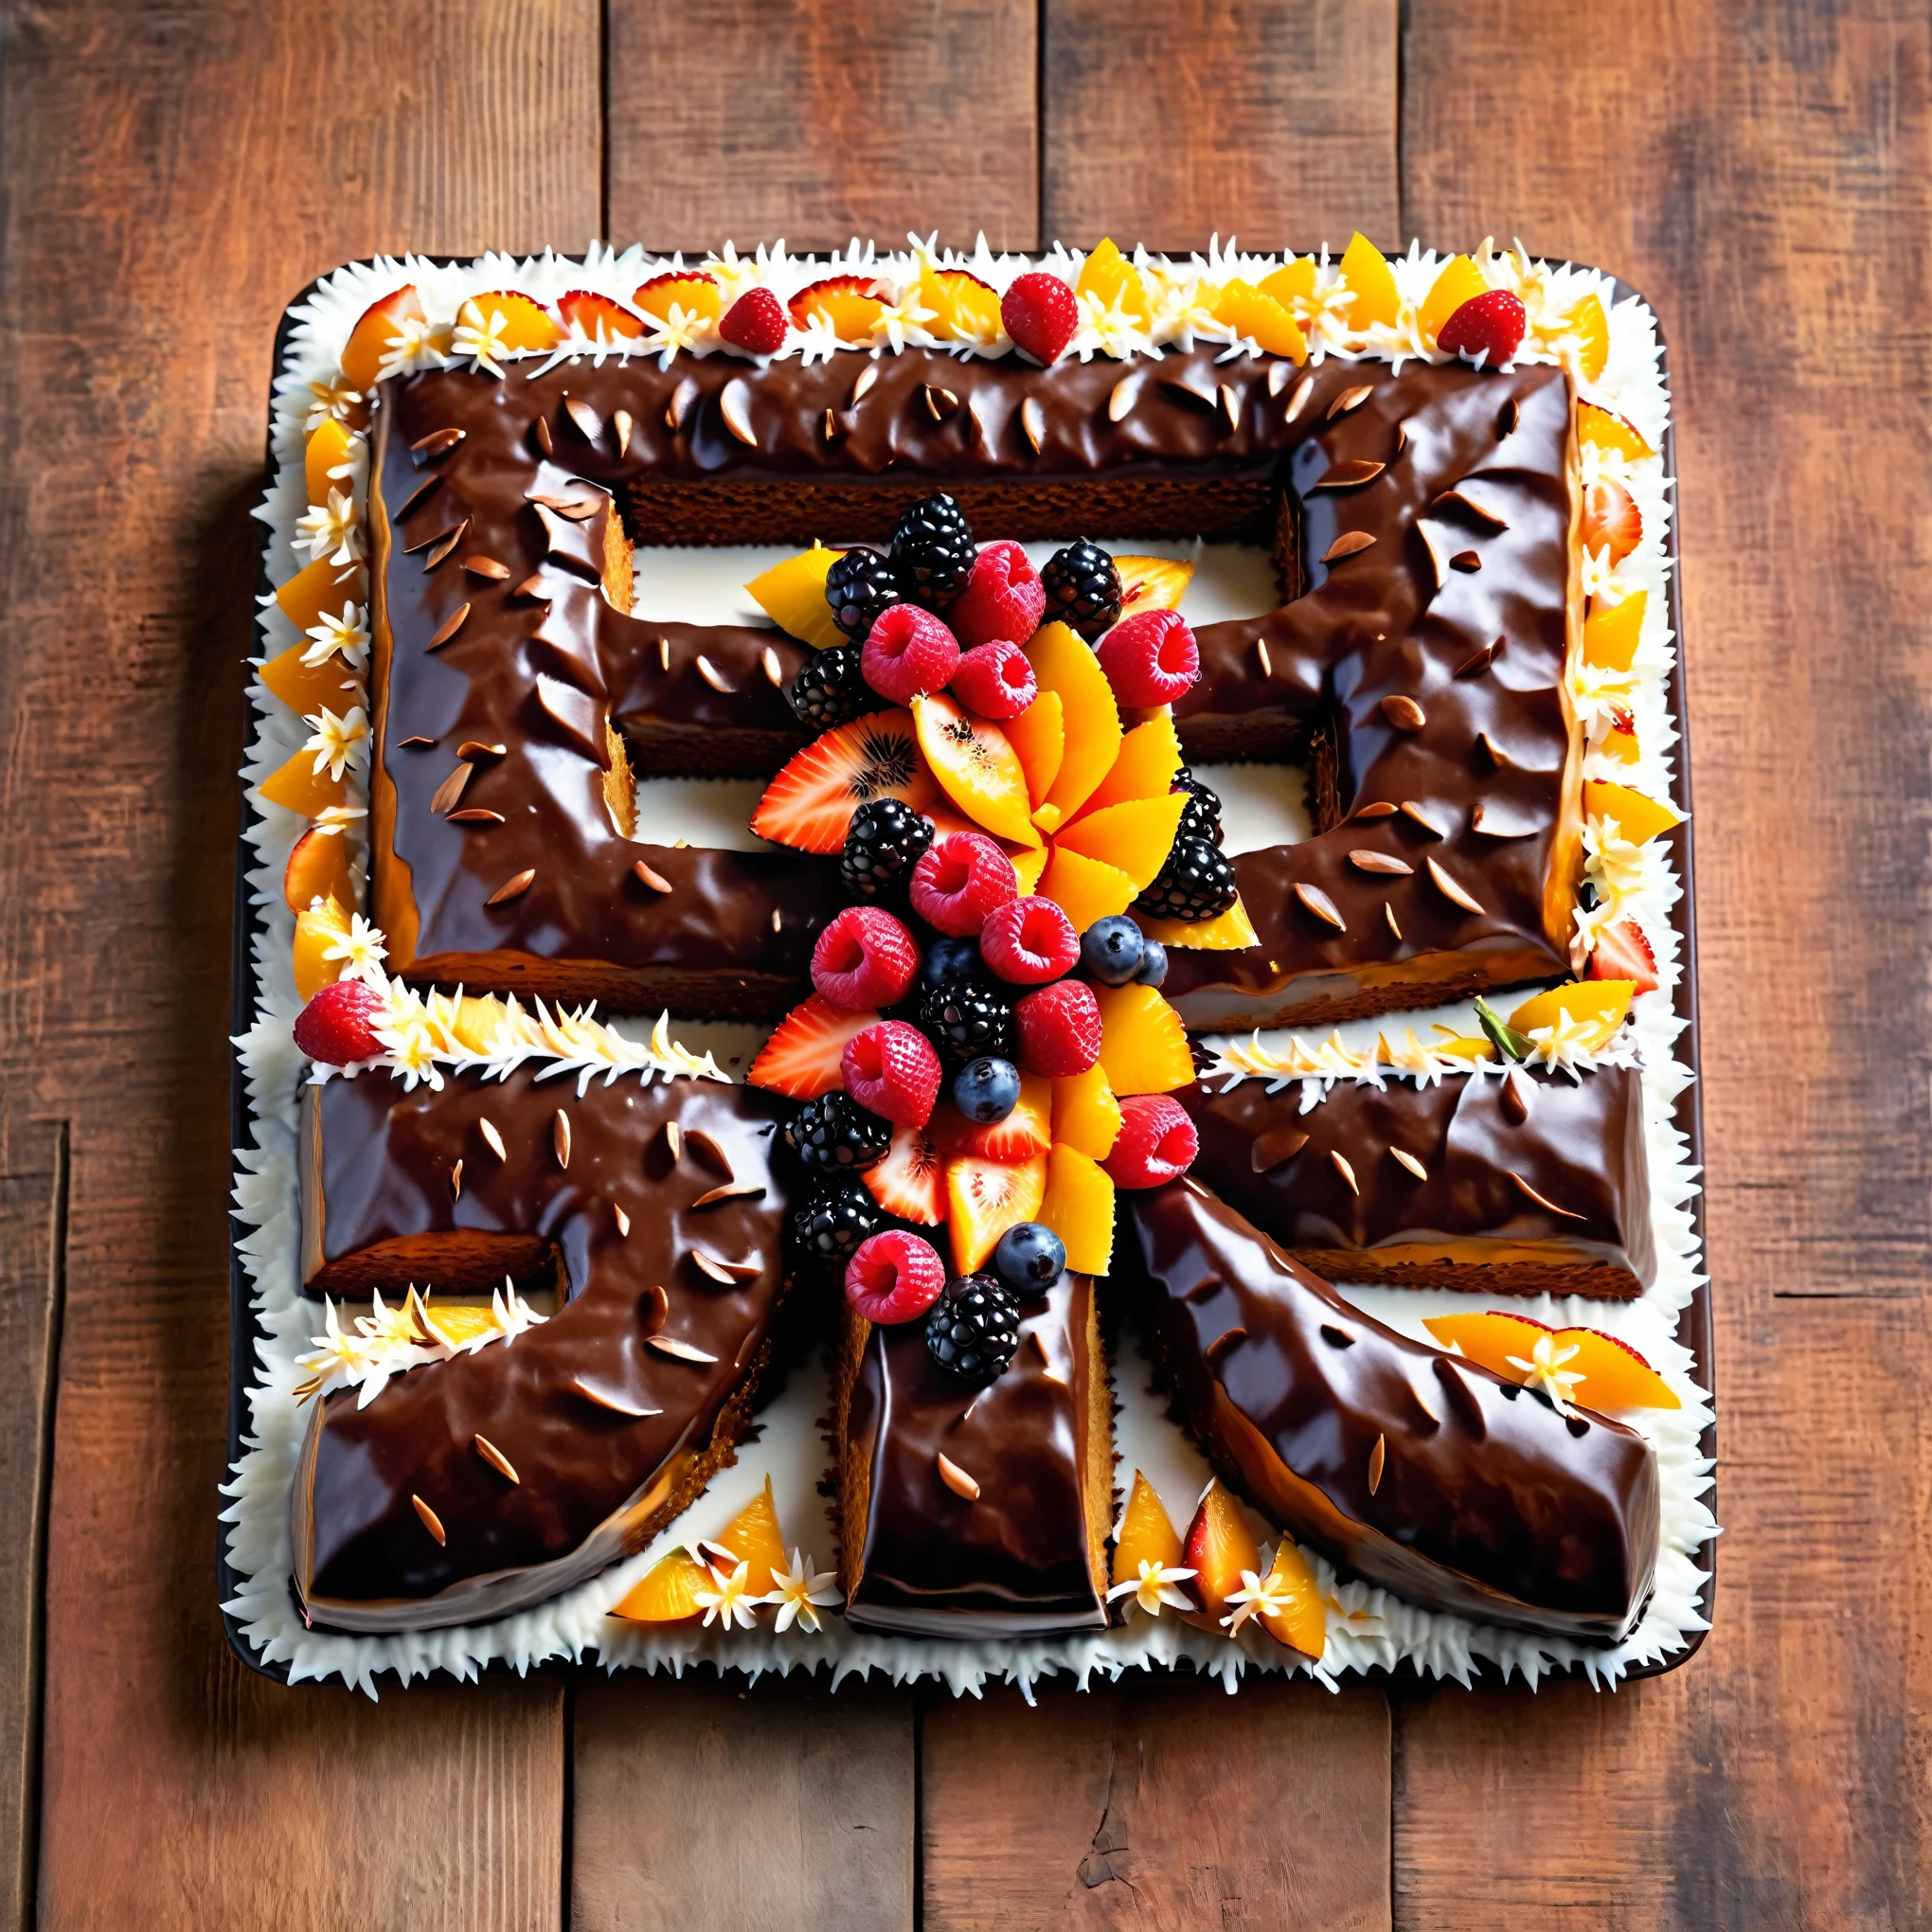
[1080,914,1145,987]
[953,1055,1020,1123]
[1135,938,1169,987]
[993,1220,1065,1294]
[922,936,982,988]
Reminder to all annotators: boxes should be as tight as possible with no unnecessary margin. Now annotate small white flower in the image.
[354,1287,422,1352]
[303,379,364,433]
[1220,1564,1297,1638]
[301,704,369,781]
[1581,543,1622,604]
[375,313,442,382]
[301,601,370,670]
[869,292,939,354]
[321,911,387,983]
[639,300,713,370]
[489,1279,546,1345]
[1104,1557,1198,1618]
[1569,898,1621,973]
[759,1548,842,1634]
[694,1559,760,1632]
[294,1298,368,1399]
[295,486,364,568]
[1524,1007,1602,1079]
[1075,285,1155,361]
[379,1017,444,1091]
[1505,1333,1585,1416]
[1583,814,1648,909]
[452,298,515,377]
[1292,274,1367,353]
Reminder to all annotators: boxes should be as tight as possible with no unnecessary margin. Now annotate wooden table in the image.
[0,1,1922,1924]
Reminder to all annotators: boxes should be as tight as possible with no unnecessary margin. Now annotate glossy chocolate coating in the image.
[1124,1180,1658,1642]
[840,1274,1109,1637]
[1179,1062,1654,1296]
[294,1067,795,1628]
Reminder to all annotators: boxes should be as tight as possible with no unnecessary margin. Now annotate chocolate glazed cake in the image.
[293,1068,795,1631]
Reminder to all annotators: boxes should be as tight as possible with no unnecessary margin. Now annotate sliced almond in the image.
[1456,636,1501,678]
[923,384,958,421]
[411,426,465,460]
[1251,1127,1309,1172]
[1385,901,1403,940]
[760,645,784,688]
[1108,375,1138,421]
[633,859,673,894]
[474,1435,519,1483]
[457,741,507,760]
[1021,395,1046,453]
[692,1182,765,1208]
[1426,855,1486,915]
[447,807,505,825]
[686,1128,731,1174]
[1267,360,1294,397]
[719,378,757,447]
[1352,800,1398,819]
[666,376,699,432]
[486,868,535,905]
[564,396,600,442]
[1312,459,1386,491]
[1380,694,1426,731]
[1294,882,1347,931]
[430,762,474,814]
[850,364,878,406]
[1327,384,1374,420]
[1349,849,1412,875]
[479,1118,507,1161]
[572,1376,663,1417]
[424,521,470,569]
[448,1159,463,1203]
[1501,1067,1535,1124]
[1217,383,1242,432]
[1509,1170,1586,1220]
[647,1334,719,1365]
[1205,1325,1248,1364]
[615,1204,631,1236]
[1330,1150,1359,1195]
[613,407,634,456]
[1284,372,1315,421]
[412,1494,446,1545]
[1391,1148,1427,1181]
[1323,531,1376,563]
[533,412,554,456]
[695,653,737,694]
[1450,550,1482,573]
[1399,800,1445,838]
[663,1121,684,1163]
[462,555,511,581]
[1368,1433,1386,1495]
[552,1110,571,1169]
[937,1453,979,1502]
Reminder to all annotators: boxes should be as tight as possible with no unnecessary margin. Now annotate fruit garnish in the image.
[1506,978,1635,1048]
[1079,914,1145,988]
[259,741,351,819]
[1039,1142,1115,1274]
[992,1219,1065,1293]
[1010,846,1050,896]
[1422,1311,1679,1410]
[1000,271,1079,363]
[1588,918,1659,993]
[924,1275,1024,1385]
[275,556,366,634]
[1110,1471,1186,1597]
[1210,280,1308,362]
[1033,847,1136,933]
[634,271,724,325]
[794,1178,886,1266]
[1601,713,1641,763]
[292,896,353,1003]
[1095,609,1200,707]
[1583,778,1683,845]
[1566,292,1611,384]
[1335,233,1401,331]
[787,275,886,340]
[1013,979,1102,1078]
[456,291,561,358]
[746,544,847,650]
[609,1546,714,1624]
[1135,939,1168,987]
[944,1151,1048,1274]
[282,824,356,915]
[1180,1481,1263,1632]
[949,541,1047,650]
[1074,239,1150,322]
[340,285,428,390]
[931,1070,1050,1161]
[1056,794,1190,896]
[909,832,1018,936]
[950,1055,1020,1124]
[1039,542,1123,642]
[1103,1094,1198,1189]
[1438,288,1528,366]
[1582,476,1642,564]
[784,1091,894,1173]
[950,639,1037,720]
[1026,622,1122,821]
[557,289,647,341]
[864,604,961,705]
[258,642,361,723]
[1073,712,1184,822]
[1092,983,1192,1095]
[1113,555,1196,622]
[304,418,356,507]
[1051,1063,1123,1162]
[912,694,1039,846]
[750,709,938,853]
[749,994,882,1100]
[1136,900,1261,952]
[1417,255,1491,343]
[293,977,385,1064]
[1135,834,1238,923]
[811,905,920,1011]
[890,493,977,612]
[841,1021,941,1131]
[1578,402,1654,461]
[1238,1542,1327,1658]
[918,262,1004,345]
[712,1476,789,1595]
[719,285,788,356]
[846,1228,947,1323]
[1004,689,1065,809]
[861,1125,945,1225]
[825,546,903,642]
[978,896,1080,985]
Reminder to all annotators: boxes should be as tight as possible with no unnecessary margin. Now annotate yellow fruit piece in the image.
[304,418,356,507]
[945,1152,1047,1274]
[912,694,1040,847]
[635,275,724,325]
[919,263,1004,344]
[1010,845,1049,895]
[1113,556,1195,623]
[1075,238,1149,322]
[1601,726,1640,765]
[1180,1480,1262,1629]
[1054,793,1187,894]
[1419,254,1491,343]
[1052,1063,1123,1162]
[448,993,526,1056]
[1075,713,1182,821]
[1111,1470,1183,1589]
[1005,689,1065,809]
[1259,258,1317,308]
[610,1546,713,1625]
[1040,1143,1115,1276]
[1583,778,1682,845]
[1136,897,1260,953]
[710,1475,787,1595]
[259,642,362,721]
[1255,1541,1326,1659]
[1213,279,1309,363]
[1026,622,1121,822]
[1036,846,1136,933]
[418,1301,503,1348]
[1094,983,1193,1095]
[1422,1312,1678,1412]
[1031,803,1064,834]
[259,745,349,820]
[1568,292,1611,383]
[1336,232,1401,331]
[283,824,356,914]
[790,280,884,340]
[340,285,427,392]
[462,290,562,353]
[275,556,366,635]
[1507,979,1635,1047]
[292,897,351,1002]
[1429,1031,1497,1064]
[1583,589,1647,672]
[745,544,845,650]
[1579,402,1655,461]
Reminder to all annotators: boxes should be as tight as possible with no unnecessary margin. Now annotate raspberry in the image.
[978,895,1079,985]
[1103,1094,1199,1189]
[294,977,385,1064]
[909,832,1017,938]
[861,602,961,705]
[846,1228,947,1324]
[719,285,788,357]
[948,542,1046,649]
[840,1020,941,1130]
[1001,271,1079,364]
[949,639,1037,720]
[1011,978,1101,1077]
[1096,609,1200,707]
[1437,289,1528,367]
[810,905,920,1011]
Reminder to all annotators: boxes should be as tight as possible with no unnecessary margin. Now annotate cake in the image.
[226,234,1712,1692]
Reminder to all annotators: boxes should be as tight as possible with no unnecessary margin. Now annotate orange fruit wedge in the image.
[275,556,366,635]
[1026,623,1121,823]
[633,273,723,326]
[1335,233,1401,331]
[944,1152,1047,1274]
[1579,402,1654,461]
[1567,292,1611,384]
[1054,793,1187,894]
[1259,258,1317,309]
[1051,1063,1123,1162]
[282,824,356,916]
[1114,556,1195,622]
[258,643,362,722]
[1180,1480,1262,1631]
[292,897,352,1002]
[1111,1470,1183,1590]
[1039,1143,1114,1275]
[1093,984,1193,1095]
[1583,778,1682,845]
[1034,847,1136,933]
[1253,1541,1326,1659]
[304,418,356,508]
[745,544,845,649]
[1072,712,1182,822]
[1212,280,1308,362]
[1075,238,1149,321]
[259,746,350,821]
[708,1476,787,1595]
[1506,979,1635,1047]
[912,694,1039,846]
[1583,589,1647,673]
[416,1301,504,1349]
[1136,900,1260,952]
[1004,689,1065,810]
[1419,254,1491,343]
[1009,845,1049,895]
[340,285,427,391]
[1422,1311,1679,1410]
[610,1546,714,1625]
[919,263,1003,344]
[459,291,561,354]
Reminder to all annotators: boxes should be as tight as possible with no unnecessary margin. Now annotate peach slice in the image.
[258,642,361,722]
[1051,1063,1123,1162]
[1579,401,1654,461]
[274,557,366,635]
[340,285,427,391]
[745,543,846,650]
[1094,984,1194,1095]
[1034,846,1136,933]
[558,288,647,340]
[912,694,1040,847]
[1252,1541,1326,1659]
[1601,723,1641,765]
[1335,233,1401,331]
[710,1475,787,1595]
[292,896,352,1002]
[610,1545,714,1624]
[1111,1470,1183,1589]
[1422,1312,1679,1411]
[1179,1480,1262,1632]
[1419,254,1491,344]
[786,276,886,340]
[945,1151,1047,1275]
[1213,280,1308,363]
[1073,712,1182,822]
[1583,778,1682,845]
[259,746,349,820]
[1039,1142,1115,1276]
[1009,844,1049,896]
[1430,1032,1497,1064]
[1113,556,1196,623]
[1583,589,1647,673]
[462,290,562,354]
[633,273,724,326]
[417,1303,501,1348]
[919,262,1003,344]
[304,419,356,508]
[1004,689,1065,809]
[282,824,356,915]
[1507,978,1635,1046]
[1076,238,1150,321]
[1567,292,1611,384]
[1135,899,1261,952]
[1054,793,1187,895]
[1259,257,1317,309]
[1026,622,1121,823]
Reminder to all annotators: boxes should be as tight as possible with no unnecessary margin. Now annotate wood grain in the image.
[1396,1,1932,1924]
[608,0,1039,253]
[0,3,597,1925]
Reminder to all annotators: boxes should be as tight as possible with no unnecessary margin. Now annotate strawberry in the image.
[811,905,920,1011]
[1588,918,1659,995]
[293,978,385,1064]
[1096,609,1200,707]
[719,285,788,356]
[909,832,1018,937]
[1437,288,1528,366]
[749,710,937,853]
[1582,477,1643,565]
[948,542,1046,649]
[1001,272,1079,364]
[841,1021,941,1130]
[950,638,1037,719]
[1012,979,1101,1077]
[928,1077,1051,1162]
[557,289,646,341]
[1103,1094,1198,1189]
[978,895,1079,985]
[862,603,961,706]
[846,1228,947,1323]
[862,1124,946,1224]
[748,994,882,1099]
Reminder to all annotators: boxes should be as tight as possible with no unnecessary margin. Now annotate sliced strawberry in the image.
[927,1075,1051,1162]
[747,994,880,1099]
[558,289,646,340]
[1582,477,1642,565]
[944,1150,1047,1274]
[862,1124,945,1224]
[749,710,939,853]
[1587,919,1659,994]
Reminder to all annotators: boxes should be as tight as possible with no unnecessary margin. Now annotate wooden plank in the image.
[1395,1,1932,1924]
[571,1671,915,1931]
[608,0,1039,253]
[0,3,598,1925]
[923,1680,1390,1930]
[1043,0,1400,250]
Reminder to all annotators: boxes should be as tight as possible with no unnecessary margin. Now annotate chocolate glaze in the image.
[1179,1062,1654,1297]
[1124,1180,1658,1642]
[293,1067,795,1629]
[838,1275,1110,1637]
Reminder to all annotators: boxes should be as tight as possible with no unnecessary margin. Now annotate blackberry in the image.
[918,979,1015,1065]
[889,492,976,609]
[1171,766,1225,846]
[783,1092,893,1172]
[790,1178,883,1268]
[1136,833,1239,922]
[840,796,934,902]
[787,644,869,731]
[1040,539,1122,641]
[824,546,903,642]
[923,1275,1023,1385]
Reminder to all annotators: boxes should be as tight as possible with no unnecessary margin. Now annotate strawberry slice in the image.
[558,289,646,340]
[750,710,939,853]
[927,1075,1052,1162]
[862,1124,945,1225]
[1582,477,1642,565]
[747,995,880,1099]
[1587,918,1659,995]
[943,1151,1047,1274]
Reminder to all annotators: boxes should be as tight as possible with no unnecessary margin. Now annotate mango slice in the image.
[1039,1143,1115,1276]
[275,556,366,635]
[1422,1311,1679,1411]
[1583,589,1647,673]
[1568,292,1611,384]
[912,694,1039,846]
[1052,1062,1124,1162]
[282,824,356,915]
[1113,556,1196,623]
[1005,689,1066,809]
[710,1476,787,1595]
[1009,845,1049,896]
[1579,402,1654,461]
[1507,978,1635,1047]
[292,897,352,1002]
[745,544,845,650]
[1583,778,1682,845]
[1212,280,1308,363]
[340,285,427,392]
[304,419,356,507]
[919,262,1004,344]
[1419,254,1491,343]
[1054,792,1187,893]
[1074,712,1183,822]
[1094,983,1193,1095]
[1335,233,1401,331]
[1076,238,1149,321]
[1136,898,1260,952]
[1026,622,1121,823]
[1254,1541,1327,1659]
[610,1546,713,1624]
[1180,1480,1262,1632]
[259,745,350,820]
[1259,258,1317,309]
[258,642,362,721]
[1035,846,1136,933]
[1111,1470,1184,1590]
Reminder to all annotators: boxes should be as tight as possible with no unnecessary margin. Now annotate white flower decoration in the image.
[869,292,939,354]
[760,1548,842,1634]
[1581,543,1622,604]
[294,1298,370,1399]
[301,601,371,670]
[1524,1007,1602,1079]
[1104,1557,1198,1618]
[375,313,442,383]
[1220,1564,1298,1638]
[295,487,364,568]
[321,911,387,984]
[1505,1333,1584,1417]
[303,379,364,433]
[694,1559,760,1632]
[1583,814,1648,909]
[1075,285,1155,361]
[301,704,369,781]
[452,298,515,377]
[639,301,713,370]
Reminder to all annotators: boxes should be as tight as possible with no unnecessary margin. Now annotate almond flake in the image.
[551,1110,571,1168]
[1501,1067,1535,1124]
[666,376,699,431]
[398,736,436,748]
[1294,882,1347,931]
[614,408,635,456]
[633,858,672,893]
[1327,385,1374,420]
[1330,1150,1359,1194]
[1367,1433,1386,1495]
[474,1435,519,1484]
[1267,360,1293,397]
[1255,638,1273,680]
[412,1494,446,1545]
[1456,636,1501,677]
[1426,855,1486,915]
[479,1118,507,1160]
[1508,1170,1586,1220]
[423,519,469,568]
[411,426,465,460]
[572,1376,663,1417]
[1108,375,1138,421]
[1313,459,1386,491]
[1349,849,1412,875]
[822,407,840,443]
[447,807,504,825]
[1251,1127,1309,1172]
[923,384,958,421]
[1497,396,1520,438]
[430,762,474,814]
[615,1204,631,1236]
[1323,530,1376,563]
[1352,800,1398,819]
[511,573,549,601]
[1205,1325,1248,1364]
[664,1121,684,1162]
[937,1453,980,1502]
[771,908,782,933]
[1021,395,1046,453]
[1399,800,1445,838]
[463,555,511,581]
[686,1128,731,1174]
[761,645,784,687]
[1391,1148,1427,1181]
[692,1182,765,1208]
[392,474,442,521]
[1380,694,1426,731]
[1431,488,1509,530]
[720,379,757,447]
[658,636,671,671]
[1284,372,1315,421]
[533,412,554,456]
[850,364,878,406]
[1450,550,1482,572]
[696,653,737,694]
[647,1334,719,1365]
[486,868,535,905]
[1217,383,1241,432]
[449,1159,463,1202]
[456,741,507,760]
[564,396,600,442]
[1385,901,1403,940]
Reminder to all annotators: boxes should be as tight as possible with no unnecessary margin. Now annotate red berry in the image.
[718,285,789,357]
[293,977,385,1064]
[909,832,1017,938]
[1012,978,1101,1077]
[846,1228,947,1324]
[861,602,961,705]
[1437,289,1528,367]
[978,895,1079,985]
[1582,476,1643,565]
[1095,609,1200,707]
[1001,272,1079,364]
[1103,1095,1198,1189]
[810,905,920,1011]
[1587,917,1659,995]
[949,639,1038,720]
[840,1020,941,1130]
[949,541,1046,649]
